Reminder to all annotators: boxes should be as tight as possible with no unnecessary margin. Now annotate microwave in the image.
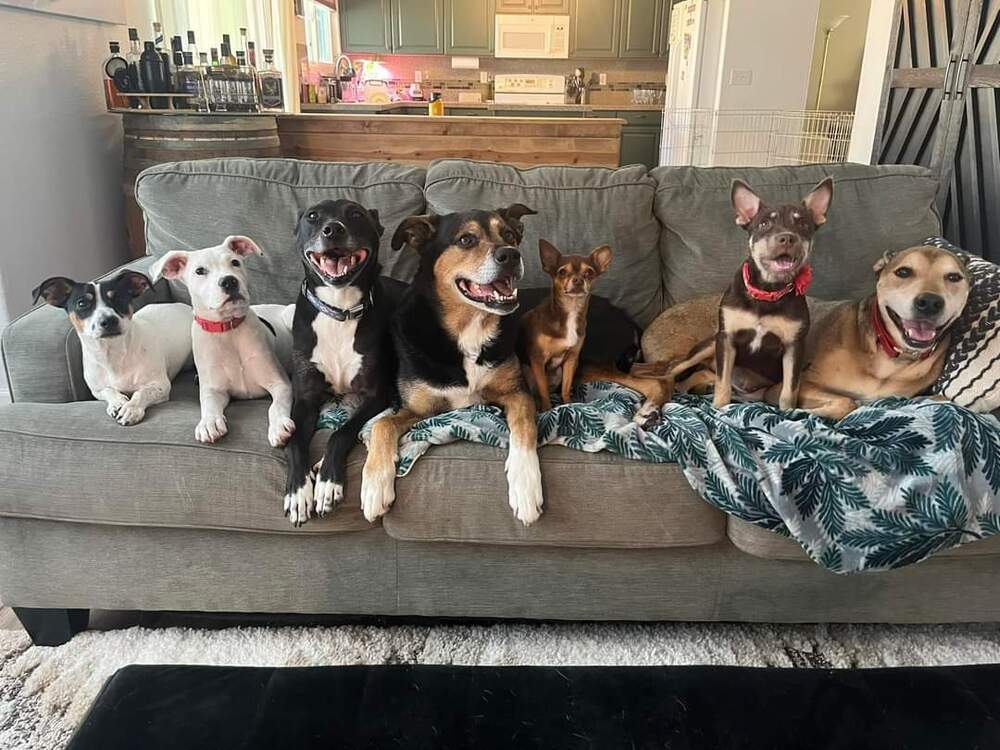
[495,14,570,59]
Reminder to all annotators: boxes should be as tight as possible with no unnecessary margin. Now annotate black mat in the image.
[67,663,1000,749]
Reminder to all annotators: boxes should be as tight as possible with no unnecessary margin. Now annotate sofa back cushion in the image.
[136,158,427,304]
[424,159,664,326]
[651,163,941,306]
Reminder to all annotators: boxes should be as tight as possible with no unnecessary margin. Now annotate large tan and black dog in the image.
[787,245,970,419]
[360,205,545,525]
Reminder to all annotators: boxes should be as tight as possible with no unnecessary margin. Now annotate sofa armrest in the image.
[1,256,168,404]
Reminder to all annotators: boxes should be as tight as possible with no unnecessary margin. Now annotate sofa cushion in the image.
[728,518,1000,561]
[424,159,664,326]
[651,163,941,306]
[135,158,427,305]
[0,375,373,535]
[382,442,725,549]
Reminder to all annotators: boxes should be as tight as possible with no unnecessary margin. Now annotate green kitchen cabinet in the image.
[619,126,660,169]
[445,0,494,55]
[570,0,620,58]
[619,0,663,57]
[340,0,392,53]
[391,0,445,53]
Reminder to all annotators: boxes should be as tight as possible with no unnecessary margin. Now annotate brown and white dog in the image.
[360,205,545,525]
[519,239,613,411]
[671,178,833,409]
[788,245,970,420]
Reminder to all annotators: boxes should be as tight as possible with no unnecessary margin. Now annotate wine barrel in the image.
[121,112,281,257]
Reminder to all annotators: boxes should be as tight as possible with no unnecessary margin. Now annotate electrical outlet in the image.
[599,73,607,86]
[729,69,753,86]
[480,71,489,84]
[414,70,423,83]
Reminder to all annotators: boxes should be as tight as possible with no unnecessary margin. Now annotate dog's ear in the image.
[152,250,189,281]
[368,208,385,238]
[225,235,264,257]
[803,177,833,226]
[731,180,760,226]
[589,245,613,275]
[873,250,896,275]
[391,215,438,252]
[496,204,538,244]
[109,270,152,298]
[538,239,562,275]
[32,277,75,307]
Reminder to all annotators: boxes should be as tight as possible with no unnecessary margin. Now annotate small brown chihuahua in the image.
[520,239,613,410]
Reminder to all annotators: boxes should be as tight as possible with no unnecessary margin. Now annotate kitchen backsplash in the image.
[302,54,666,105]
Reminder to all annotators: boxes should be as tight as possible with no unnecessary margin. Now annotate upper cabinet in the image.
[391,0,445,54]
[340,0,392,54]
[619,0,663,58]
[570,0,620,58]
[446,0,495,55]
[497,0,570,12]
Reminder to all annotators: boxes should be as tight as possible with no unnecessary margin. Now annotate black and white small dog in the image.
[32,271,192,425]
[283,199,404,526]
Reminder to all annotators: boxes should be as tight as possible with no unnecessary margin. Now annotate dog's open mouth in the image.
[456,276,518,309]
[886,307,946,349]
[309,248,368,281]
[766,253,801,273]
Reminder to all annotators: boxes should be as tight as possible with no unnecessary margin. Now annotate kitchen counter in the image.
[300,101,663,114]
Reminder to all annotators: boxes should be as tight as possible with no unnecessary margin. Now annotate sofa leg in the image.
[13,607,89,646]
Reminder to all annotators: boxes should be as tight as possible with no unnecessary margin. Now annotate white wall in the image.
[0,6,132,337]
[848,0,895,163]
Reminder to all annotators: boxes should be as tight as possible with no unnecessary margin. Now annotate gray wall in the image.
[0,6,131,337]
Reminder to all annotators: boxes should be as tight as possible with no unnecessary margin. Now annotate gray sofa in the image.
[3,157,999,646]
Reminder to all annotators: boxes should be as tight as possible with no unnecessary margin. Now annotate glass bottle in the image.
[258,49,284,111]
[207,48,225,111]
[140,41,168,108]
[235,50,254,111]
[179,51,210,112]
[103,41,128,109]
[428,92,444,116]
[186,30,198,62]
[125,27,144,107]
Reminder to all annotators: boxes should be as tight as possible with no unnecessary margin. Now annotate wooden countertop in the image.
[301,101,663,114]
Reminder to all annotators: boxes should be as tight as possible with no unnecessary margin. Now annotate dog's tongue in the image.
[902,318,938,343]
[466,278,514,299]
[772,255,797,271]
[318,255,341,276]
[493,277,514,296]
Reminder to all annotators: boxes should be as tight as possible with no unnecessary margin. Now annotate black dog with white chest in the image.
[283,199,404,526]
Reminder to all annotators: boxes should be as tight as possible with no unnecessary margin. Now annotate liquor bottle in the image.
[178,51,210,112]
[246,40,257,69]
[170,37,185,107]
[126,28,144,107]
[186,30,198,62]
[102,41,128,109]
[235,50,258,112]
[219,38,238,110]
[221,35,236,64]
[207,47,228,112]
[140,41,168,108]
[258,49,284,111]
[153,22,172,94]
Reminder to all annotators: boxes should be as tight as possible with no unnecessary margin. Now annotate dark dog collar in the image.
[870,302,936,361]
[195,315,245,333]
[742,261,813,302]
[302,281,371,322]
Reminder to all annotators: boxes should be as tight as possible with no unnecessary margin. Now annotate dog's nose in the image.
[98,316,119,332]
[775,233,799,247]
[494,245,521,268]
[914,293,945,317]
[322,221,346,238]
[219,275,239,293]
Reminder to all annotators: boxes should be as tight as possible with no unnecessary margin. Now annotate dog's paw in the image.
[284,474,315,527]
[116,403,146,426]
[311,459,344,517]
[195,415,228,443]
[633,400,661,429]
[105,395,129,419]
[360,461,396,522]
[268,417,296,448]
[505,445,543,526]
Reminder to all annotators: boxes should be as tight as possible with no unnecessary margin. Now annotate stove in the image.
[493,74,567,106]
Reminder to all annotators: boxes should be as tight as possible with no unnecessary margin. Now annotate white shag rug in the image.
[2,621,1000,749]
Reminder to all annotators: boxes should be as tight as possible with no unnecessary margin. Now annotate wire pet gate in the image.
[660,109,855,167]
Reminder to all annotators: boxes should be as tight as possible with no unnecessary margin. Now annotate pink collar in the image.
[742,261,813,302]
[870,302,934,360]
[195,315,245,333]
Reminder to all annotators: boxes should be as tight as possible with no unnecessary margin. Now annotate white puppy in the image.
[32,271,193,425]
[152,236,295,447]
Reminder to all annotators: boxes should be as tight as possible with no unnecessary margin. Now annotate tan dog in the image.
[789,245,970,419]
[519,239,613,411]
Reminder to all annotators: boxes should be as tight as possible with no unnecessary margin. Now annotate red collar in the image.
[742,261,813,302]
[870,302,935,360]
[195,315,246,333]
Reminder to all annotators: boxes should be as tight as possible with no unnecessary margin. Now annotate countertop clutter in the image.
[300,102,664,113]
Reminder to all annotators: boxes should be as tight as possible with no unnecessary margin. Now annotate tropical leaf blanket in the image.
[318,382,1000,574]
